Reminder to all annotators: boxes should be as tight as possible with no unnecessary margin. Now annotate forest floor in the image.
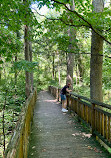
[28,91,111,158]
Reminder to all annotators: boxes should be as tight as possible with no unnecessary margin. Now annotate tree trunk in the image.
[23,0,30,98]
[58,68,61,86]
[75,64,78,86]
[67,51,74,87]
[24,25,30,98]
[66,1,76,89]
[77,54,83,85]
[29,41,33,92]
[15,31,20,88]
[52,53,55,79]
[58,53,61,86]
[90,0,104,101]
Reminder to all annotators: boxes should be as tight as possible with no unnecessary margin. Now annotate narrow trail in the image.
[28,91,110,158]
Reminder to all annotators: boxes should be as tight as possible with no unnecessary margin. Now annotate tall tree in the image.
[52,52,55,79]
[90,0,104,101]
[24,25,30,98]
[75,53,83,85]
[66,0,76,89]
[24,0,30,98]
[29,41,34,92]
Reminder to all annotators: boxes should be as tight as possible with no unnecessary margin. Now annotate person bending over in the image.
[60,83,72,112]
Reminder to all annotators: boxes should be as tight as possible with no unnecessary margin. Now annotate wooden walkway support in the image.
[28,90,110,157]
[49,86,111,152]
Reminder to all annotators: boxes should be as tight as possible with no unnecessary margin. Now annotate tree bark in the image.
[58,53,61,86]
[24,25,30,98]
[23,0,30,98]
[66,0,76,89]
[67,50,74,87]
[29,41,33,92]
[77,54,83,85]
[90,0,104,102]
[15,31,20,87]
[52,53,55,79]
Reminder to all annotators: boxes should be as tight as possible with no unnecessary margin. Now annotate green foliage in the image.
[12,60,38,72]
[0,0,111,156]
[0,27,22,63]
[103,60,111,89]
[0,71,26,156]
[73,84,90,98]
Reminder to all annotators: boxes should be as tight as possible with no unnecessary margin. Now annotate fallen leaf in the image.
[67,120,72,124]
[32,146,36,149]
[42,149,46,152]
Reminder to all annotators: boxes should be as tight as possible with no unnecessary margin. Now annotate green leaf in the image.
[0,60,3,64]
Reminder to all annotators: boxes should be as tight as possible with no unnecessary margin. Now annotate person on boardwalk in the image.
[60,83,72,112]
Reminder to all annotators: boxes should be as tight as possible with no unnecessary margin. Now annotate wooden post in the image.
[106,116,108,140]
[70,97,73,111]
[86,106,88,123]
[77,97,80,117]
[108,117,111,142]
[69,96,72,113]
[92,103,95,135]
[98,112,100,133]
[73,99,75,112]
[101,113,104,136]
[75,100,77,113]
[57,88,59,101]
[56,88,58,99]
[66,95,69,108]
[82,104,85,120]
[58,89,61,102]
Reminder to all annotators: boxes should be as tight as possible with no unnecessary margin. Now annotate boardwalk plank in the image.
[28,91,110,158]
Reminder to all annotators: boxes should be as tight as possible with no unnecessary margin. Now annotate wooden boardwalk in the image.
[28,91,110,158]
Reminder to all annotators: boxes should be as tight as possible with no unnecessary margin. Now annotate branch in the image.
[0,22,7,25]
[66,51,111,59]
[31,7,60,21]
[51,0,111,45]
[32,4,111,45]
[33,8,90,28]
[60,18,90,28]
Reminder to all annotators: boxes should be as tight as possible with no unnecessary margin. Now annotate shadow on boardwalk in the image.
[28,91,110,158]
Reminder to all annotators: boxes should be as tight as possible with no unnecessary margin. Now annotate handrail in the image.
[49,86,111,150]
[70,92,111,110]
[4,88,37,158]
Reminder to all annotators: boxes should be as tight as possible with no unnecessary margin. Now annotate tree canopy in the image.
[0,0,111,156]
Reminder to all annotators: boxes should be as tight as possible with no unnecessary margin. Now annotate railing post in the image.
[57,88,59,101]
[56,88,57,99]
[58,88,61,102]
[77,97,80,118]
[91,103,95,135]
[66,94,69,109]
[69,95,73,113]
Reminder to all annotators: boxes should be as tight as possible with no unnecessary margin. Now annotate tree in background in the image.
[0,0,111,155]
[90,0,104,102]
[66,0,76,89]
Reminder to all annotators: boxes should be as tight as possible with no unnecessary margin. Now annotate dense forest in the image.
[0,0,111,156]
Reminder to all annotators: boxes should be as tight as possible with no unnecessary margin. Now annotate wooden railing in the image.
[48,86,61,102]
[4,89,37,158]
[49,86,111,149]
